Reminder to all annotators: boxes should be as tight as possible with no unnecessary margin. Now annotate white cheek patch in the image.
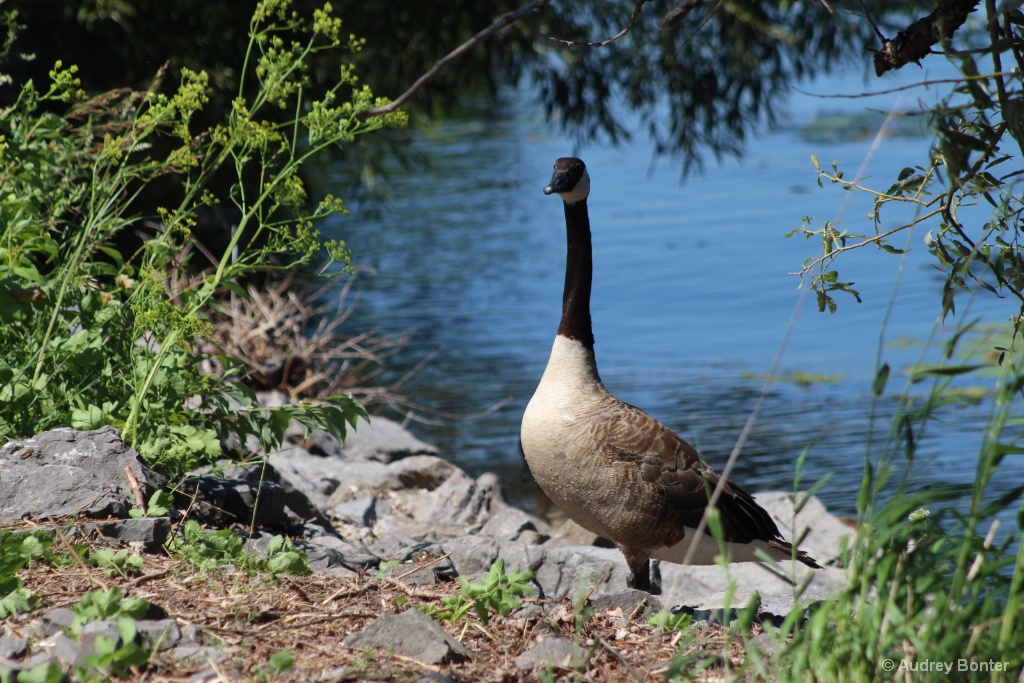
[560,170,591,205]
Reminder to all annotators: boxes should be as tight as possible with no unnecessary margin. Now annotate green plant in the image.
[0,0,397,477]
[790,6,1024,328]
[128,490,174,518]
[167,519,310,576]
[268,650,294,673]
[426,559,533,626]
[88,548,145,578]
[647,610,693,632]
[167,520,245,572]
[0,663,63,683]
[761,318,1024,682]
[374,559,399,581]
[70,588,151,636]
[0,530,54,618]
[261,534,311,577]
[77,618,150,681]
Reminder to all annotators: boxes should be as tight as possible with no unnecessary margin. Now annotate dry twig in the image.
[360,0,550,119]
[551,0,649,47]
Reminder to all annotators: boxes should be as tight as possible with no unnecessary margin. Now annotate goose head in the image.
[544,157,590,204]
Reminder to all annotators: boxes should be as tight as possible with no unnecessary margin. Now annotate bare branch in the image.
[360,0,549,119]
[857,0,887,43]
[795,72,1018,99]
[550,0,648,47]
[657,0,703,30]
[872,0,980,76]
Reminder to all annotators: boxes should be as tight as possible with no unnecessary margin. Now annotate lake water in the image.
[315,60,1024,523]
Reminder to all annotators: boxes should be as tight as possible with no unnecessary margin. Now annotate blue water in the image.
[314,61,1024,522]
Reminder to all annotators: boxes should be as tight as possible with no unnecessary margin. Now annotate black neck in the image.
[557,199,595,348]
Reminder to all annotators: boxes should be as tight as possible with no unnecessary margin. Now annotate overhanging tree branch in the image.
[360,0,549,119]
[550,0,648,47]
[872,0,980,76]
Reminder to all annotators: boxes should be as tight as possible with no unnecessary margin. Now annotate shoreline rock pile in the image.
[1,419,854,677]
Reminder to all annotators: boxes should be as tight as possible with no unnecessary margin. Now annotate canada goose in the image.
[520,157,820,593]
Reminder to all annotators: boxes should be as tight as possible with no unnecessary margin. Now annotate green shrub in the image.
[0,0,402,477]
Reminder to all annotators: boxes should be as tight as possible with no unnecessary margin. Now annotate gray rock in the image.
[378,456,456,491]
[39,607,77,635]
[81,517,171,553]
[755,491,853,565]
[379,554,457,586]
[11,652,60,673]
[342,609,467,665]
[168,643,228,663]
[269,445,357,513]
[51,623,122,668]
[135,619,181,651]
[748,632,777,658]
[176,475,288,527]
[375,470,554,544]
[0,636,28,660]
[332,494,377,526]
[305,417,437,463]
[588,589,663,620]
[380,561,439,586]
[366,536,440,562]
[295,534,380,572]
[515,638,588,670]
[0,426,165,523]
[178,622,208,646]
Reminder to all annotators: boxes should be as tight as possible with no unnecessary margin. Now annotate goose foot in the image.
[621,548,662,595]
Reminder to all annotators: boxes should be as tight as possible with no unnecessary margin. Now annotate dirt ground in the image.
[8,549,768,682]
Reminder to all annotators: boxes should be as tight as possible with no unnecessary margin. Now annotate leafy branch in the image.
[791,15,1024,328]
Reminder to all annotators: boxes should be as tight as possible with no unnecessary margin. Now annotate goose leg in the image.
[620,547,661,595]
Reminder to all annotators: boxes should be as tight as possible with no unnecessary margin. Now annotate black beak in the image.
[544,170,572,195]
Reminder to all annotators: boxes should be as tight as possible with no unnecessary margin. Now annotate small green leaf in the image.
[872,363,890,396]
[269,650,294,672]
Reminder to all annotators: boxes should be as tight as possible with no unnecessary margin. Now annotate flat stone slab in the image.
[0,426,164,523]
[307,416,438,463]
[515,638,588,670]
[342,609,467,665]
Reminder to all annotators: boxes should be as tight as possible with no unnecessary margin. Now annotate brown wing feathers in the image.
[605,399,820,567]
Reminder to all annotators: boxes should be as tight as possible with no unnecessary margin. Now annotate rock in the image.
[50,622,122,668]
[0,636,28,660]
[515,638,588,670]
[589,589,663,620]
[168,643,228,664]
[342,609,467,665]
[375,470,554,543]
[11,653,60,674]
[39,608,77,635]
[545,517,606,548]
[269,445,358,513]
[273,447,454,521]
[378,456,456,490]
[379,554,457,586]
[748,633,777,658]
[304,417,438,463]
[754,491,853,565]
[176,475,288,527]
[135,619,182,652]
[80,517,171,553]
[332,494,377,526]
[366,536,436,562]
[0,426,165,523]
